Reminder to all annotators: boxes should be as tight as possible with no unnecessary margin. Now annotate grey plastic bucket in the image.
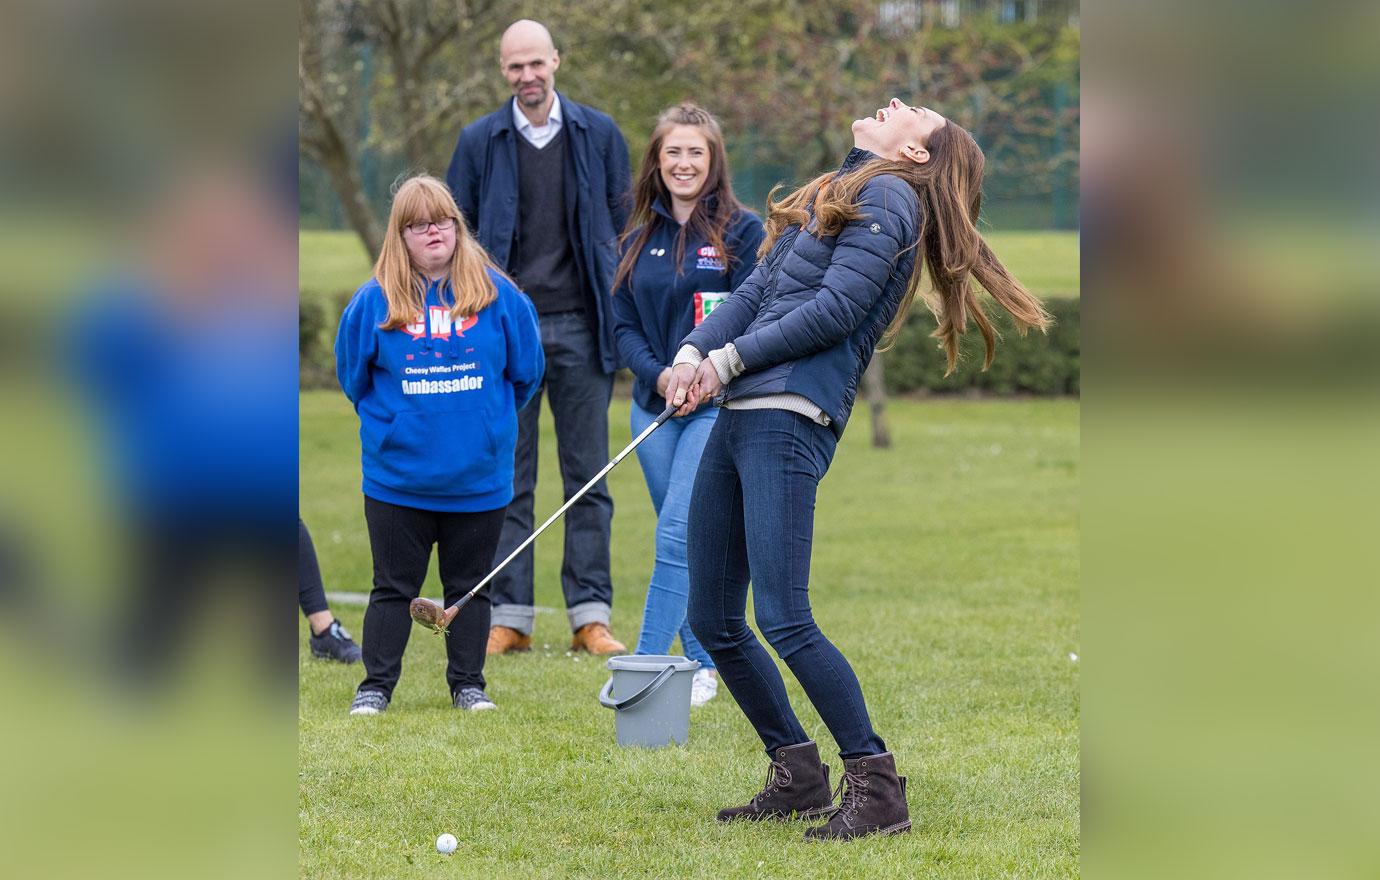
[598,654,700,748]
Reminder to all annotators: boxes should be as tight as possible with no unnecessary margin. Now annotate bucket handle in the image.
[598,665,677,711]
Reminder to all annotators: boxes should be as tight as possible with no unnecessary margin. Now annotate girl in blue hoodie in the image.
[335,175,543,716]
[611,104,764,707]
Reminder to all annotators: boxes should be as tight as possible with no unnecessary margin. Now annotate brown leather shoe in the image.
[569,622,626,654]
[486,625,531,655]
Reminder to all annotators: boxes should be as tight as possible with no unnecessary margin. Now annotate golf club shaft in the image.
[442,402,679,619]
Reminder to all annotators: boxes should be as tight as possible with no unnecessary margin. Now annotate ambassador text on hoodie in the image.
[335,268,544,512]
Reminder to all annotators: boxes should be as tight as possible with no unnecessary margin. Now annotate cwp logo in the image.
[695,246,726,272]
[406,307,480,340]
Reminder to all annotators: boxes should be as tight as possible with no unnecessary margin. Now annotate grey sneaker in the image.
[349,690,389,716]
[453,687,496,711]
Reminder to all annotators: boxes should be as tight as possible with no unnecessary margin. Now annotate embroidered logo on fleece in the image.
[695,245,727,271]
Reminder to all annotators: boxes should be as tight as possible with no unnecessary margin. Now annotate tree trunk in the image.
[300,0,382,259]
[317,144,383,259]
[398,57,444,175]
[864,353,891,449]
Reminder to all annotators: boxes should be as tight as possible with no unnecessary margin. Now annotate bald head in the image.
[500,19,554,58]
[499,19,560,117]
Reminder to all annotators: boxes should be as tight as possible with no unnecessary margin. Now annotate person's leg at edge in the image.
[437,506,508,697]
[487,383,543,642]
[301,518,361,663]
[738,410,886,759]
[299,518,331,634]
[359,497,437,701]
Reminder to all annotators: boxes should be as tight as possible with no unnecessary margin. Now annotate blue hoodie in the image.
[335,268,544,512]
[611,199,764,414]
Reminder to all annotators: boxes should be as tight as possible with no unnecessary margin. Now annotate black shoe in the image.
[348,689,389,716]
[803,751,911,841]
[717,741,837,822]
[452,687,497,711]
[310,620,362,664]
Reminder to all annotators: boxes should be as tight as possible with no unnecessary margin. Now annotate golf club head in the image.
[408,597,448,634]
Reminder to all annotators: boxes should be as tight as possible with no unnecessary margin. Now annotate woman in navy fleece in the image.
[336,175,543,716]
[666,99,1053,839]
[611,103,764,708]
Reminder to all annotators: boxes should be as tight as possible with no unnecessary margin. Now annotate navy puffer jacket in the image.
[680,149,921,438]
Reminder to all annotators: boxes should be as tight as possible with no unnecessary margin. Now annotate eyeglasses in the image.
[404,217,457,235]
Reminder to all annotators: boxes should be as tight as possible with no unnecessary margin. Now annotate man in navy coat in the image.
[447,19,631,657]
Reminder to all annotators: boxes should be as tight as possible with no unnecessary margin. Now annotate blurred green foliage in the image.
[301,0,1079,241]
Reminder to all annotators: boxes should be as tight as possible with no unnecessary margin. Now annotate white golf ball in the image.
[436,833,458,854]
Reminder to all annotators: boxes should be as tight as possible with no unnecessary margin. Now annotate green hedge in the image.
[300,292,349,390]
[884,295,1080,396]
[300,293,1080,396]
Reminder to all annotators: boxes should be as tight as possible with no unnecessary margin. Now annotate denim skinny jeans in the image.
[630,400,716,669]
[687,408,886,758]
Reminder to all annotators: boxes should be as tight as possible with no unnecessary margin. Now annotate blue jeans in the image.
[630,401,717,670]
[490,311,615,635]
[687,408,887,758]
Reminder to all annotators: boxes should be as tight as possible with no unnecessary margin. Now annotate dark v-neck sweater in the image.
[512,128,585,314]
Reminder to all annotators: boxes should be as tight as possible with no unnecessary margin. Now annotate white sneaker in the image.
[690,669,718,706]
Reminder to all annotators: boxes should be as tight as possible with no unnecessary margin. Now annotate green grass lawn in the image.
[300,230,378,299]
[299,228,1079,301]
[300,393,1079,878]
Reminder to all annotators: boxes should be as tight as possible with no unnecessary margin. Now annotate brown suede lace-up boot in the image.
[717,741,837,822]
[803,751,911,841]
[569,622,626,654]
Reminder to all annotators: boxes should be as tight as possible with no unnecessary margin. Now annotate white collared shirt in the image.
[511,93,564,150]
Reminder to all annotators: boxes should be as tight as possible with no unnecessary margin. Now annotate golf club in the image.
[410,401,680,634]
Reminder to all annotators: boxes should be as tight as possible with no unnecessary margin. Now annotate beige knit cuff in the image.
[706,343,746,385]
[673,344,704,368]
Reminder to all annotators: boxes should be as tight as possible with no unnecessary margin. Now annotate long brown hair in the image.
[761,122,1052,374]
[373,175,504,330]
[613,103,747,293]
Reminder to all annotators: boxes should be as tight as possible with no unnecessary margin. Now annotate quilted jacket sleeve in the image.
[730,176,918,372]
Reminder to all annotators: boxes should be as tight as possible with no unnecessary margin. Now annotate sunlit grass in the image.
[300,393,1079,878]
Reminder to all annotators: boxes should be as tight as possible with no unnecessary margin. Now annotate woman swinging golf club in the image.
[665,98,1051,841]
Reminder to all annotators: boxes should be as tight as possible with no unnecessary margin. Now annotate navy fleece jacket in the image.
[335,269,544,512]
[611,200,763,414]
